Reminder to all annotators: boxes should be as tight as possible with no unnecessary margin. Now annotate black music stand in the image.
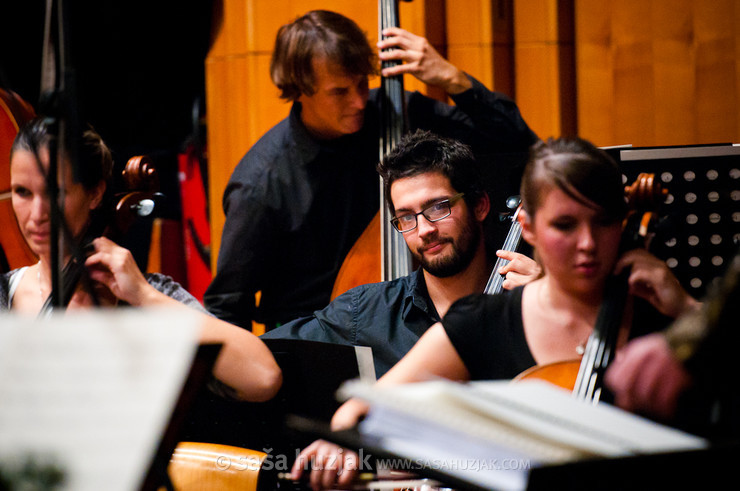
[287,414,739,491]
[140,343,222,491]
[608,144,740,299]
[176,339,373,463]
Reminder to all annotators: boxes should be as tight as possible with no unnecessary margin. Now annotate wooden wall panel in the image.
[575,0,613,141]
[445,0,515,96]
[514,0,575,140]
[576,0,740,147]
[652,1,696,145]
[692,0,739,144]
[613,1,655,145]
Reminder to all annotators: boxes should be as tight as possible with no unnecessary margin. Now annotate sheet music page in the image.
[464,380,707,454]
[342,379,708,491]
[0,308,200,491]
[354,346,376,382]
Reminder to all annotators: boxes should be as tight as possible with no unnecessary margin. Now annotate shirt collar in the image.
[287,98,379,168]
[402,268,440,322]
[287,102,321,165]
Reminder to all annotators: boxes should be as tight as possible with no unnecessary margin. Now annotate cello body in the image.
[514,360,580,391]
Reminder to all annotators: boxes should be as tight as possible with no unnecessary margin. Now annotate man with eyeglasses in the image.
[262,130,539,377]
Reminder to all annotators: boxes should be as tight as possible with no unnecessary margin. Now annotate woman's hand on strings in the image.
[614,249,700,318]
[84,236,160,306]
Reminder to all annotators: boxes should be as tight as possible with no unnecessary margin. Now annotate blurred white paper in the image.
[0,307,200,491]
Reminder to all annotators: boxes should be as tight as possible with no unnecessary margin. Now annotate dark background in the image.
[1,1,214,221]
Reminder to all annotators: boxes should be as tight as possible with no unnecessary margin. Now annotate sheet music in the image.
[354,346,376,382]
[341,379,708,491]
[0,308,200,491]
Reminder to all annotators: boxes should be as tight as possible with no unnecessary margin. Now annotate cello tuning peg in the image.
[132,199,155,217]
[506,195,521,210]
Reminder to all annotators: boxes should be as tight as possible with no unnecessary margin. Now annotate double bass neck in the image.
[379,0,413,281]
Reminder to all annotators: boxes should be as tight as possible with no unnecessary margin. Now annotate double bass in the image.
[331,0,414,299]
[516,173,668,402]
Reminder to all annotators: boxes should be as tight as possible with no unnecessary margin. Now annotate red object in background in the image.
[178,145,212,302]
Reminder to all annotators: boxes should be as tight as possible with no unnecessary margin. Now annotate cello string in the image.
[485,214,522,294]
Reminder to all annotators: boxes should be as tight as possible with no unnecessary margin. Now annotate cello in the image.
[515,173,668,402]
[330,0,414,300]
[39,154,160,313]
[484,196,523,295]
[0,88,38,272]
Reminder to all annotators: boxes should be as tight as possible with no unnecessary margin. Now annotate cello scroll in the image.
[109,155,160,240]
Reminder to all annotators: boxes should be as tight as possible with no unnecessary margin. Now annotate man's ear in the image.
[519,209,536,246]
[474,192,491,222]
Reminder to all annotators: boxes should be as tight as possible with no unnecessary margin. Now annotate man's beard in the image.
[413,216,480,278]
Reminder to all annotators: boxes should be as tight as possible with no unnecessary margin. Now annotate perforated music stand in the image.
[607,144,740,299]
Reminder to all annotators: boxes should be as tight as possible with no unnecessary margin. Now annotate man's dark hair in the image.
[270,10,378,101]
[377,129,485,214]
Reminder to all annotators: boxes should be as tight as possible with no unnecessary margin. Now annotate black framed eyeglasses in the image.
[391,193,465,233]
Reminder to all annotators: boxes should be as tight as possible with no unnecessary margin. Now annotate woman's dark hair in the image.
[11,116,113,192]
[270,10,378,101]
[520,137,627,222]
[377,129,485,214]
[11,116,115,235]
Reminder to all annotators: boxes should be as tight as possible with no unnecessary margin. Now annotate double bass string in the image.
[378,0,412,281]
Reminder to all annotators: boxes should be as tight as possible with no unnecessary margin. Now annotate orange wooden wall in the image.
[205,0,740,268]
[575,0,740,147]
